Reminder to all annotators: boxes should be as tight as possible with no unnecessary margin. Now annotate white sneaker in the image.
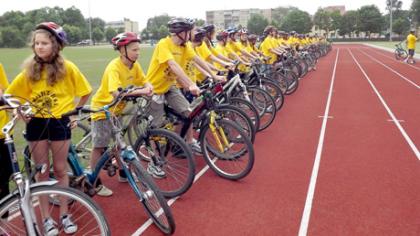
[61,214,78,234]
[43,217,58,236]
[96,185,113,197]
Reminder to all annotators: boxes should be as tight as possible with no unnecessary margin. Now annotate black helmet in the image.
[168,18,195,34]
[202,24,215,33]
[192,27,207,43]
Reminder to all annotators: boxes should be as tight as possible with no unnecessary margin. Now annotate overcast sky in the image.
[0,0,413,30]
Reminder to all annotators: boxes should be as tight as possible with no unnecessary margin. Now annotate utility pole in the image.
[389,0,393,42]
[88,0,93,45]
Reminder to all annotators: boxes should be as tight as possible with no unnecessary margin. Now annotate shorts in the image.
[148,86,190,128]
[91,119,113,148]
[408,49,415,56]
[0,139,13,197]
[26,117,71,141]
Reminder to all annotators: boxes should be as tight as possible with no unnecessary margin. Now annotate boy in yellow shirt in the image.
[90,32,153,196]
[406,30,418,64]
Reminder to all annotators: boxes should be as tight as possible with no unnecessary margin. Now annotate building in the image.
[206,8,274,29]
[106,18,139,34]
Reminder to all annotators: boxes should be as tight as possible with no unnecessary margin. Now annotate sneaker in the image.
[118,172,139,182]
[147,163,166,179]
[61,214,78,234]
[43,218,58,236]
[96,185,113,197]
[189,141,202,156]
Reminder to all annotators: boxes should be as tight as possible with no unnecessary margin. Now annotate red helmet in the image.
[36,22,67,46]
[111,32,141,50]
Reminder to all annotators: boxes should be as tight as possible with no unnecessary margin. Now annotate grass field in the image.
[367,41,420,50]
[0,44,155,90]
[0,44,155,170]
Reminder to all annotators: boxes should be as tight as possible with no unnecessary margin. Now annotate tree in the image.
[358,5,384,37]
[62,6,86,28]
[330,10,342,33]
[411,0,420,25]
[0,26,26,48]
[92,27,104,44]
[105,27,117,42]
[313,8,331,35]
[271,7,296,28]
[338,10,360,37]
[90,17,106,32]
[280,10,312,33]
[195,19,205,26]
[63,24,82,44]
[247,14,269,35]
[393,18,410,35]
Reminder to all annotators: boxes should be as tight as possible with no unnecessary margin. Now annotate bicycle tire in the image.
[126,159,176,234]
[247,87,277,131]
[228,97,261,132]
[215,104,256,143]
[0,185,110,236]
[134,128,195,198]
[199,119,254,180]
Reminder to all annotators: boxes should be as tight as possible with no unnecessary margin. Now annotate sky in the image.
[0,0,413,30]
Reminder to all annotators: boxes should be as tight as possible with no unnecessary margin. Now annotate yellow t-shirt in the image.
[260,36,277,64]
[91,57,147,120]
[146,36,196,94]
[5,60,92,118]
[194,43,213,83]
[214,44,232,70]
[226,41,242,58]
[0,64,9,139]
[407,34,417,50]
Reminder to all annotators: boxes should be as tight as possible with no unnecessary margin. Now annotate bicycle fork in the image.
[209,111,230,153]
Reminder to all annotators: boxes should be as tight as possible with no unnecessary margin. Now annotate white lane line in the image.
[365,48,420,72]
[357,49,420,89]
[131,164,211,236]
[298,49,340,236]
[348,49,420,160]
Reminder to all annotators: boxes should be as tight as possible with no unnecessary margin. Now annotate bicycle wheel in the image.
[199,119,254,180]
[228,97,261,132]
[283,70,299,95]
[134,128,195,198]
[215,104,256,143]
[256,78,284,111]
[0,185,110,236]
[126,159,176,234]
[72,122,92,159]
[247,87,277,131]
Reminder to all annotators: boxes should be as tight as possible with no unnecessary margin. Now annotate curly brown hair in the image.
[22,29,66,86]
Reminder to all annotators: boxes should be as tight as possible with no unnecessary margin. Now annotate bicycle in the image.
[394,42,408,60]
[68,92,195,199]
[0,95,110,236]
[57,87,176,234]
[160,83,255,180]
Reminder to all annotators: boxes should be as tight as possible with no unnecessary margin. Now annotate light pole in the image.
[389,0,393,42]
[88,0,92,45]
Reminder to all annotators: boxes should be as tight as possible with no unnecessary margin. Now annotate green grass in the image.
[366,41,420,50]
[0,45,155,176]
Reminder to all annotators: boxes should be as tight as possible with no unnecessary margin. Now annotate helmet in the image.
[192,27,206,43]
[290,31,297,35]
[111,32,141,50]
[35,22,67,46]
[202,24,215,33]
[263,25,275,35]
[216,31,228,41]
[248,34,257,41]
[168,18,195,33]
[226,27,238,35]
[239,28,248,35]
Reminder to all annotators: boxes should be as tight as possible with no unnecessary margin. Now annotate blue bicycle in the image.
[26,88,176,234]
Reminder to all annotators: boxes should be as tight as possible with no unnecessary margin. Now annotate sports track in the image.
[93,44,420,235]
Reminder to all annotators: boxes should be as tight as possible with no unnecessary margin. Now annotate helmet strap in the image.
[123,45,136,68]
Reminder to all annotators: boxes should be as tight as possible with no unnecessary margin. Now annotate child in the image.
[89,32,153,196]
[5,22,92,235]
